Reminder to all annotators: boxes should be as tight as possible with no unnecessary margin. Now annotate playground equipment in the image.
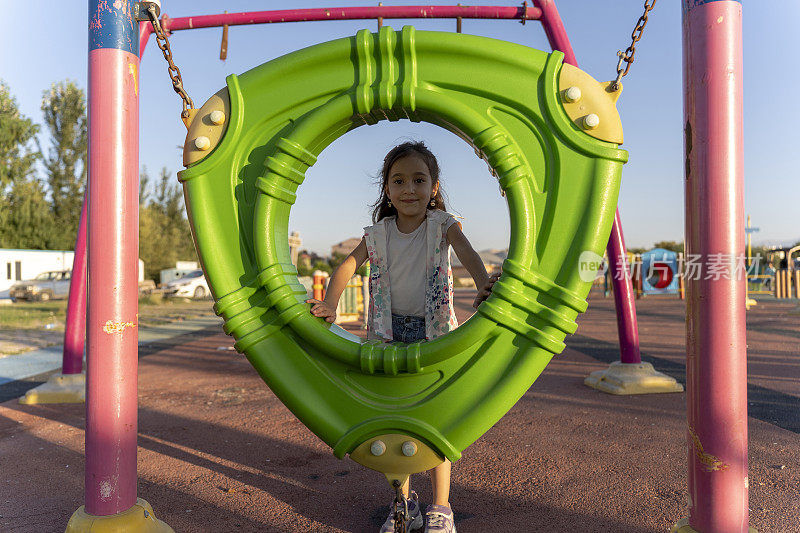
[638,248,680,296]
[601,250,636,298]
[336,275,365,323]
[311,271,365,323]
[641,249,678,293]
[768,245,800,299]
[586,245,683,394]
[61,1,753,532]
[178,24,627,482]
[589,246,683,393]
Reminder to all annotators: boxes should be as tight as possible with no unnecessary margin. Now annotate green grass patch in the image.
[0,300,67,329]
[0,298,216,330]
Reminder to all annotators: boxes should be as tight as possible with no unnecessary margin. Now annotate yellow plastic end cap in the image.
[66,498,174,533]
[559,63,624,144]
[584,361,684,395]
[350,433,444,486]
[19,373,85,405]
[183,88,231,167]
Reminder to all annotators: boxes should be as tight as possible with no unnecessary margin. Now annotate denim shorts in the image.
[391,314,426,343]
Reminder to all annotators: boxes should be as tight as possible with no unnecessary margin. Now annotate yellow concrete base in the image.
[66,498,174,532]
[746,298,758,310]
[19,372,86,404]
[585,361,684,395]
[671,517,758,532]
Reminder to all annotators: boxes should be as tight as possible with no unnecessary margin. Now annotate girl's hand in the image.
[473,272,501,309]
[307,298,337,323]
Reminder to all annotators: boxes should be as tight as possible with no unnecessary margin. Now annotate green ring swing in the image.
[178,26,627,479]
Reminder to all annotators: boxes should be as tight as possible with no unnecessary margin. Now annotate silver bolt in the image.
[583,114,600,130]
[370,440,386,456]
[401,441,417,457]
[194,136,211,150]
[209,110,226,125]
[564,86,582,103]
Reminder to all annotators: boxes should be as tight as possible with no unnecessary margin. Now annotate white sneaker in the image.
[424,504,456,533]
[380,491,424,532]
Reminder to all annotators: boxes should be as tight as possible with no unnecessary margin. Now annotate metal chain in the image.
[144,5,195,119]
[392,480,409,533]
[612,0,657,91]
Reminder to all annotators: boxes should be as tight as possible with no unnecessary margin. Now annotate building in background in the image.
[452,249,506,287]
[331,237,361,257]
[288,231,302,266]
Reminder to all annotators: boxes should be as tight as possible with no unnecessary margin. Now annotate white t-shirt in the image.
[386,215,456,317]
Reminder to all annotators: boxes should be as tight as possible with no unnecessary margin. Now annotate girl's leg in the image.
[428,459,451,506]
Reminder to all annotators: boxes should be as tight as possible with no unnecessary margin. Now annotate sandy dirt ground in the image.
[0,293,798,532]
[0,329,64,357]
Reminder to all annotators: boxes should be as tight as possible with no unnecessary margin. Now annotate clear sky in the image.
[2,1,798,256]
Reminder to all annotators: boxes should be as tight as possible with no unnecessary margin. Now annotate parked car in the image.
[9,270,72,302]
[138,279,157,294]
[163,269,210,299]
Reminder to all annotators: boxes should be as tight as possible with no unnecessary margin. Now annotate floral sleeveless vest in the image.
[363,210,459,341]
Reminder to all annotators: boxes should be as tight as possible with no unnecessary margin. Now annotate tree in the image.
[152,166,184,225]
[0,81,39,188]
[3,179,51,249]
[312,260,332,274]
[39,80,88,250]
[139,166,151,207]
[138,167,197,282]
[0,81,42,245]
[329,251,348,270]
[653,240,684,253]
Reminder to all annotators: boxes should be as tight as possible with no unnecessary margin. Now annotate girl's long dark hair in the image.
[371,141,447,223]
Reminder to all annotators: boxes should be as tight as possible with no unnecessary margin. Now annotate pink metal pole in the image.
[682,1,748,531]
[86,1,140,516]
[59,21,152,380]
[606,212,641,363]
[534,0,641,363]
[61,195,87,375]
[139,20,153,58]
[160,5,541,32]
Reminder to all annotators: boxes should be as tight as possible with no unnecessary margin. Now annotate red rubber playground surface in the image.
[1,293,798,532]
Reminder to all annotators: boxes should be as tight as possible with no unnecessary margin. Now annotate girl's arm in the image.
[307,238,368,322]
[447,224,493,308]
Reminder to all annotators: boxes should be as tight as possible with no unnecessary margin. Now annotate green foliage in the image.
[296,251,369,278]
[0,82,42,245]
[138,167,197,283]
[0,81,40,188]
[2,179,52,249]
[296,258,314,277]
[652,240,684,253]
[312,260,332,274]
[39,81,88,249]
[0,80,197,285]
[329,251,348,270]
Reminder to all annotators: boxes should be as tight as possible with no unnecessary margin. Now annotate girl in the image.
[307,141,499,533]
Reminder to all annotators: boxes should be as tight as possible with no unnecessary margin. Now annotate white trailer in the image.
[159,261,199,285]
[0,249,145,299]
[0,249,74,298]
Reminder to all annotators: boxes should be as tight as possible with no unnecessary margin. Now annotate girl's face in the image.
[385,154,438,219]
